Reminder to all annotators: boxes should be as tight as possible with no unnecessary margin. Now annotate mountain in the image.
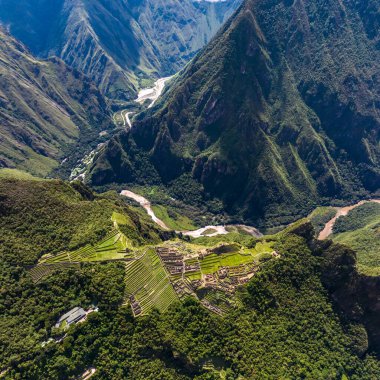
[1,171,380,378]
[89,0,380,228]
[0,29,111,176]
[0,0,242,101]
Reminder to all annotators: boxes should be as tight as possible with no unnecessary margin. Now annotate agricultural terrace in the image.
[29,263,80,283]
[40,229,133,264]
[39,212,136,264]
[125,249,178,315]
[30,212,138,282]
[182,241,274,278]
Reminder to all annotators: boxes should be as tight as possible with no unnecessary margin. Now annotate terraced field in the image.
[29,263,80,283]
[125,249,178,315]
[199,242,274,275]
[201,289,234,314]
[40,229,133,264]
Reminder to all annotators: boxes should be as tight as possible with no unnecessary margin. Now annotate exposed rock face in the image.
[0,0,242,100]
[89,0,380,227]
[0,29,110,175]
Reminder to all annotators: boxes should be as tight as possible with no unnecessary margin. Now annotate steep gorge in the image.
[0,0,242,101]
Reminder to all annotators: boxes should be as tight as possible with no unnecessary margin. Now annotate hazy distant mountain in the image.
[0,0,242,101]
[89,0,380,227]
[0,29,110,176]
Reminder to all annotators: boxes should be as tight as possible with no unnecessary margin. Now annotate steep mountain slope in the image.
[0,169,164,267]
[332,202,380,276]
[0,0,242,100]
[0,29,111,176]
[89,0,380,227]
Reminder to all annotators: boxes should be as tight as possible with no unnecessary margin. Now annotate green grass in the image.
[112,211,129,225]
[0,168,43,180]
[17,147,59,177]
[185,272,202,281]
[199,241,273,274]
[151,204,197,231]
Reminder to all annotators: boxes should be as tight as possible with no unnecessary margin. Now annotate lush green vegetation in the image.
[152,204,197,231]
[89,0,379,229]
[1,172,380,379]
[199,242,273,275]
[0,30,111,176]
[0,172,163,267]
[308,207,337,235]
[332,203,380,276]
[3,219,380,379]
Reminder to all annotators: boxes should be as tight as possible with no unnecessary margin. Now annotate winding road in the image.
[318,199,380,240]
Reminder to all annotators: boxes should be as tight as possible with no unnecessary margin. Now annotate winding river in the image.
[318,199,380,240]
[135,76,173,108]
[120,190,262,238]
[121,189,380,240]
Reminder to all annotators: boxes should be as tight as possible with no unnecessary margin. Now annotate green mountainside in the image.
[0,169,164,266]
[0,0,241,101]
[1,172,380,378]
[89,0,380,228]
[0,30,111,176]
[332,202,380,276]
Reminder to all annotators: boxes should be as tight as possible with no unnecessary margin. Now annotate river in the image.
[318,199,380,240]
[135,76,173,108]
[120,189,262,238]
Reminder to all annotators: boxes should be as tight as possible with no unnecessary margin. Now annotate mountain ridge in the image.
[0,0,242,101]
[88,0,380,228]
[0,28,111,176]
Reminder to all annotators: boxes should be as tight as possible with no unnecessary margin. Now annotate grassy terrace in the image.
[40,229,133,264]
[125,249,178,314]
[183,241,274,277]
[29,263,80,283]
[38,212,137,266]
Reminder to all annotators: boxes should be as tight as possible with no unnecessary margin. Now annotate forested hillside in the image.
[0,30,111,176]
[1,172,380,379]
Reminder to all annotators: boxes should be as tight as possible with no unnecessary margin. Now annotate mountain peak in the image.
[89,0,380,227]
